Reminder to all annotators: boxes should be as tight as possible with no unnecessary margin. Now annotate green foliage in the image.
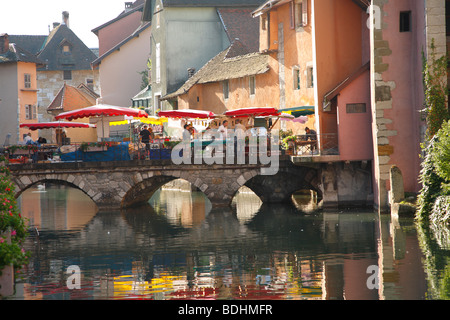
[138,69,149,90]
[422,39,450,139]
[430,195,450,227]
[279,129,293,140]
[431,120,450,192]
[418,38,450,224]
[163,140,180,149]
[281,136,296,150]
[0,159,30,272]
[138,58,152,90]
[439,263,450,299]
[417,138,444,222]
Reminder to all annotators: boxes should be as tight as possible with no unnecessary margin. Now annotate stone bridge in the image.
[7,157,374,211]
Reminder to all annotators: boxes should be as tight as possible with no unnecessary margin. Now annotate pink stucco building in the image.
[92,1,151,108]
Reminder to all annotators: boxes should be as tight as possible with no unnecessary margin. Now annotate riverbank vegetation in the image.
[417,40,450,231]
[414,41,450,299]
[0,156,29,274]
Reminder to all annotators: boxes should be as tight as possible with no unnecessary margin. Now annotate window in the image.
[63,45,70,53]
[249,76,256,96]
[293,67,301,90]
[63,70,72,80]
[306,66,314,88]
[155,43,161,83]
[294,0,308,29]
[86,79,94,90]
[346,103,367,113]
[223,80,229,100]
[25,104,36,120]
[24,74,31,88]
[400,11,411,32]
[262,15,267,31]
[154,94,161,115]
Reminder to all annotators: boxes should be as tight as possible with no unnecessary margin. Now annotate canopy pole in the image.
[101,115,105,142]
[270,116,280,131]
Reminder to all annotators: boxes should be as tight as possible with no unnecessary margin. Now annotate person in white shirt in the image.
[182,124,192,141]
[234,119,246,132]
[218,120,228,140]
[24,133,33,145]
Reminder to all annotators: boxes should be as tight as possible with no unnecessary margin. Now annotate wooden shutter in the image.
[302,0,308,27]
[290,1,295,29]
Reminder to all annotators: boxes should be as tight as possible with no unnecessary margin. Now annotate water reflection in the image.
[19,184,97,231]
[9,184,431,300]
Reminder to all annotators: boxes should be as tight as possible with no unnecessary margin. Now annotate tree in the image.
[422,39,450,139]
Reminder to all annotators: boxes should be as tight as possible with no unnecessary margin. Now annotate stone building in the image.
[9,11,100,141]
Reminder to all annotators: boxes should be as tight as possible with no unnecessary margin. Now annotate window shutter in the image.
[155,43,161,83]
[32,105,37,119]
[290,1,295,29]
[302,0,308,27]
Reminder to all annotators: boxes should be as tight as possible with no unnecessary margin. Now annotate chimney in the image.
[188,68,195,78]
[62,11,69,28]
[0,33,9,54]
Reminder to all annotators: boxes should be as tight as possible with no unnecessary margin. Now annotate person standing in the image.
[139,125,152,157]
[234,119,247,155]
[305,127,317,153]
[218,120,228,140]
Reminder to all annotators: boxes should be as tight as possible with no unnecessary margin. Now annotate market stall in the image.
[149,109,218,159]
[54,105,148,162]
[55,104,148,141]
[12,121,98,163]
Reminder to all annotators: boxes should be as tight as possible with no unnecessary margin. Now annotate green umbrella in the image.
[278,106,315,117]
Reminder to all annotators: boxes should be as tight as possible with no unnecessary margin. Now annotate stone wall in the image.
[36,69,100,141]
[369,0,444,213]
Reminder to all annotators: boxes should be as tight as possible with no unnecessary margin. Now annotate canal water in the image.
[6,182,448,300]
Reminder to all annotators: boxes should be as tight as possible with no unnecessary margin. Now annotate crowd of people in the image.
[135,118,319,158]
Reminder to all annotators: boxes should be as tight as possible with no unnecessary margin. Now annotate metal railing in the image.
[292,133,339,156]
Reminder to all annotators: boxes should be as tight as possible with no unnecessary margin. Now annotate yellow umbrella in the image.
[139,116,168,125]
[109,116,168,126]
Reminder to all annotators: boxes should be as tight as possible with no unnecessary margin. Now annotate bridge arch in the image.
[243,165,322,205]
[11,172,104,206]
[120,168,262,208]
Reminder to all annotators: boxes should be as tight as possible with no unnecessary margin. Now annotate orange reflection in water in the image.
[18,184,97,231]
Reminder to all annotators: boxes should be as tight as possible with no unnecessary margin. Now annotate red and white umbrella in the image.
[20,121,96,130]
[158,109,215,119]
[55,104,148,121]
[55,104,148,140]
[223,107,280,118]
